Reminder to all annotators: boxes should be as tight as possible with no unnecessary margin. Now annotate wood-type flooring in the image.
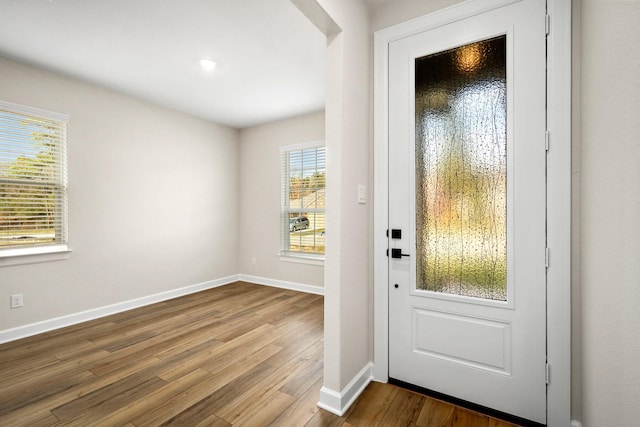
[0,281,522,426]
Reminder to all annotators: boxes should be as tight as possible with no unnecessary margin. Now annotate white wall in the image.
[0,56,239,332]
[238,111,325,287]
[579,1,640,425]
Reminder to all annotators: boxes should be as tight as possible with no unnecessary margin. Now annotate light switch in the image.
[358,184,366,204]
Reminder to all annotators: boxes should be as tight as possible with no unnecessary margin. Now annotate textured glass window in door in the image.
[415,36,507,301]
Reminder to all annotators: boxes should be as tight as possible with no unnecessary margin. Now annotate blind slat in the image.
[0,100,68,249]
[281,145,326,256]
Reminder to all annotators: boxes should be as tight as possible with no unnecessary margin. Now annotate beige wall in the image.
[238,111,325,287]
[308,0,372,396]
[571,0,584,421]
[579,1,640,425]
[370,0,462,31]
[0,56,239,332]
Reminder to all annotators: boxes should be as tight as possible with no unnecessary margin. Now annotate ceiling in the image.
[0,0,327,129]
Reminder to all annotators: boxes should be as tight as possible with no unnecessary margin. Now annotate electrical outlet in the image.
[251,257,257,266]
[10,294,24,309]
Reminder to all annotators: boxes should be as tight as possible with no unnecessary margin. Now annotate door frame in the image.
[372,0,572,425]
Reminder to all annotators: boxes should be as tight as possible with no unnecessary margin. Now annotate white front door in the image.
[388,0,547,423]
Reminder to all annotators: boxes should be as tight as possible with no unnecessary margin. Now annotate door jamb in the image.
[372,1,571,425]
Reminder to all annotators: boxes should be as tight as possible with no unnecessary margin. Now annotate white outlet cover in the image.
[10,294,24,308]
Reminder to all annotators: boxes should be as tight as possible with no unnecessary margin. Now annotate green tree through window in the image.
[0,101,68,250]
[280,143,326,256]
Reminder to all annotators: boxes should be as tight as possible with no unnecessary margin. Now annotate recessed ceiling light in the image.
[199,58,217,72]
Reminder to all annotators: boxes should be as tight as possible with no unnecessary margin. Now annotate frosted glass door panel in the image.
[415,36,507,301]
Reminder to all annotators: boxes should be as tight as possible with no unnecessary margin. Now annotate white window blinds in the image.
[280,142,326,257]
[0,100,68,250]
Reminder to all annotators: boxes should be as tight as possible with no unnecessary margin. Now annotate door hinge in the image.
[546,363,551,385]
[545,14,550,36]
[545,130,550,152]
[545,247,550,269]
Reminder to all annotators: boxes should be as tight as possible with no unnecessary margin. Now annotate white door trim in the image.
[372,0,572,425]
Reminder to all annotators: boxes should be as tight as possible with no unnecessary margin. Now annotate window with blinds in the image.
[280,142,325,257]
[0,100,68,252]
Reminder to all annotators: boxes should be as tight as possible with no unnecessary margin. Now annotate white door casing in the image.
[388,0,545,423]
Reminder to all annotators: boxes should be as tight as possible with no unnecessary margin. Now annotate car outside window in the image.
[280,142,325,258]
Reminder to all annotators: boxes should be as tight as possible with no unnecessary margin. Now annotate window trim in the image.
[278,253,324,266]
[279,140,326,261]
[0,245,72,267]
[0,99,70,263]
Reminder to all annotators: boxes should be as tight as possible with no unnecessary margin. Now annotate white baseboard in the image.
[571,420,583,427]
[238,274,324,295]
[318,362,373,416]
[1,274,323,344]
[0,274,240,344]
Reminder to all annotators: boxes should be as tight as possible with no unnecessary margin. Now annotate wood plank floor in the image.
[0,281,522,426]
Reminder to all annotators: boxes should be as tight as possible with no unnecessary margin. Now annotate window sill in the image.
[278,253,324,266]
[0,245,72,267]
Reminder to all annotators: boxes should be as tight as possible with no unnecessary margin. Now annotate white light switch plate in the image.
[357,184,366,204]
